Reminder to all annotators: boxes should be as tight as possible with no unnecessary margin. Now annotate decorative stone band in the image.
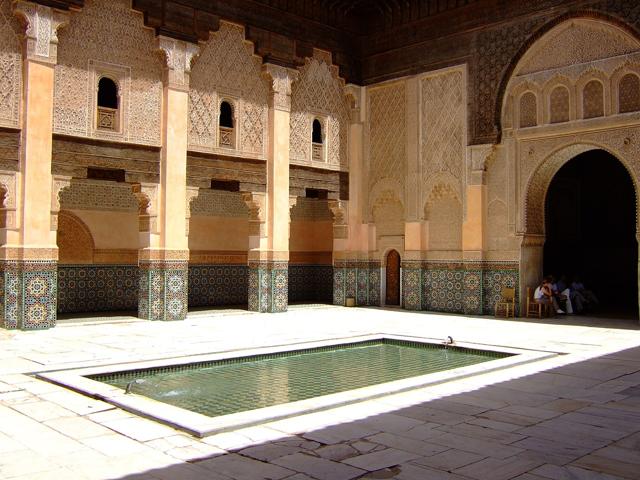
[0,260,57,330]
[138,259,188,321]
[138,249,190,262]
[401,260,519,316]
[333,260,381,307]
[0,247,58,261]
[248,260,288,313]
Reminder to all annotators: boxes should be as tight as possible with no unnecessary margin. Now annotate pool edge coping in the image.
[37,334,557,437]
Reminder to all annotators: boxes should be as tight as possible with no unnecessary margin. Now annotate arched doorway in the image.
[544,150,638,316]
[385,250,401,306]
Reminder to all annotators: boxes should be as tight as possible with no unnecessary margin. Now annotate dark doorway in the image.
[385,250,401,306]
[544,150,638,317]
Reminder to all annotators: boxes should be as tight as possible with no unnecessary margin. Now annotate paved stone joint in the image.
[0,307,639,479]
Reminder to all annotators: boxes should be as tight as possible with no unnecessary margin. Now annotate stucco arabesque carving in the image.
[241,191,266,238]
[131,182,158,234]
[289,52,350,168]
[263,64,298,112]
[157,36,199,91]
[50,174,71,231]
[13,1,68,63]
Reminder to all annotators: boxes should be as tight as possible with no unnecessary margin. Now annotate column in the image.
[247,65,297,313]
[137,37,198,321]
[461,145,492,315]
[0,3,67,330]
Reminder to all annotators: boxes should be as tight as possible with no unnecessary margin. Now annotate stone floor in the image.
[1,306,640,479]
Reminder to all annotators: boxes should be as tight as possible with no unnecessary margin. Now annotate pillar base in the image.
[0,260,57,330]
[402,260,424,310]
[333,260,380,307]
[138,260,188,321]
[248,261,288,313]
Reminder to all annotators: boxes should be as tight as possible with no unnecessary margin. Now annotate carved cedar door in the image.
[386,249,400,306]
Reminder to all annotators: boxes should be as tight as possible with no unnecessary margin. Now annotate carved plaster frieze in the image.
[13,1,68,63]
[263,64,298,112]
[157,36,199,91]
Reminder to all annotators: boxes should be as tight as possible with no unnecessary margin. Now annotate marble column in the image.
[137,38,198,321]
[0,3,67,330]
[247,65,298,313]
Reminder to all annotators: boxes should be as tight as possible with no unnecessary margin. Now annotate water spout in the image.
[125,379,144,394]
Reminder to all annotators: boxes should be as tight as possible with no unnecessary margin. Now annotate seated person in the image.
[554,274,575,314]
[534,277,564,314]
[571,276,599,310]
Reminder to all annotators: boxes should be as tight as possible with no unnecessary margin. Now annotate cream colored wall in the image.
[289,221,333,252]
[188,216,249,252]
[71,210,138,250]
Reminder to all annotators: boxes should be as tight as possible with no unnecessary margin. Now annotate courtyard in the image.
[1,306,640,479]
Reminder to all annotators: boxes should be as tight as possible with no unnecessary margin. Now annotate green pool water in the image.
[91,339,509,418]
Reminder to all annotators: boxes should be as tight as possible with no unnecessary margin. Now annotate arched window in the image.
[312,119,323,144]
[583,80,604,119]
[519,92,537,128]
[219,101,235,148]
[312,118,324,161]
[619,73,640,113]
[549,86,570,123]
[97,77,118,131]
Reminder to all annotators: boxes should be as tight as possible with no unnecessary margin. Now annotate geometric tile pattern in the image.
[401,261,519,316]
[288,265,333,304]
[0,260,57,330]
[188,265,248,307]
[333,260,381,307]
[138,261,188,321]
[248,261,288,313]
[57,265,138,314]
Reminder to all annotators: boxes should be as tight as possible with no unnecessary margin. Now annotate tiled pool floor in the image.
[1,306,640,479]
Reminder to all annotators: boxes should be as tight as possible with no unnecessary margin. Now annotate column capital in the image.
[328,199,348,239]
[262,64,299,112]
[468,143,497,185]
[185,186,200,237]
[50,175,71,231]
[345,84,363,123]
[13,1,68,64]
[242,191,267,238]
[157,36,199,91]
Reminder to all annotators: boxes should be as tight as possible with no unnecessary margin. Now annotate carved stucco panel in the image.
[517,19,640,76]
[420,68,465,209]
[0,0,21,129]
[367,82,406,197]
[189,22,269,157]
[290,53,350,168]
[54,0,162,145]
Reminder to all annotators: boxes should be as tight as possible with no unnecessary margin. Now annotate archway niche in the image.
[544,150,638,316]
[385,250,401,306]
[521,146,639,319]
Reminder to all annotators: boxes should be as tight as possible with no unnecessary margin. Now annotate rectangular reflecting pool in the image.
[89,339,509,418]
[39,335,555,436]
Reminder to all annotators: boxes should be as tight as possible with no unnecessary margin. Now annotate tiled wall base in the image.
[288,265,333,303]
[58,265,138,314]
[333,261,381,307]
[138,261,188,321]
[248,261,288,313]
[402,261,519,316]
[0,261,57,330]
[188,265,248,307]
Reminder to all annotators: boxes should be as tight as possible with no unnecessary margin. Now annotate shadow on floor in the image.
[110,345,640,480]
